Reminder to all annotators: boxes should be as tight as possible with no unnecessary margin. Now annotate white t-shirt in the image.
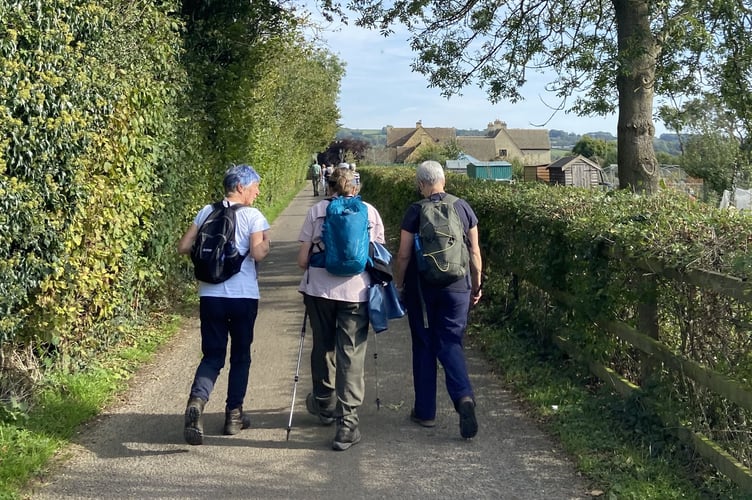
[193,201,270,299]
[298,198,385,303]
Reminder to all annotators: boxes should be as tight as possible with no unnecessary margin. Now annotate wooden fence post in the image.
[638,275,659,384]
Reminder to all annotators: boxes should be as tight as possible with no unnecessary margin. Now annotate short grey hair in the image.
[417,160,445,185]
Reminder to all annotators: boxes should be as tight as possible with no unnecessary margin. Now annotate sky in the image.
[304,5,670,137]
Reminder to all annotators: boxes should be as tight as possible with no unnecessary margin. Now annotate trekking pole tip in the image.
[286,427,291,441]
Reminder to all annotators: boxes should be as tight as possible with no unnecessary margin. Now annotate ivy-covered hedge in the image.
[0,1,187,363]
[0,1,341,376]
[359,166,752,469]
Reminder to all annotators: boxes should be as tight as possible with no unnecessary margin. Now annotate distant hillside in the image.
[337,128,682,157]
[549,129,616,149]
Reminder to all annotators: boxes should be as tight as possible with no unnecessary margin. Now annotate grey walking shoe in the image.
[184,396,206,445]
[332,421,361,451]
[224,406,252,435]
[410,408,436,428]
[305,392,335,425]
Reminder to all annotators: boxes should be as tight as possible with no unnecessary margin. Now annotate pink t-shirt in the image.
[298,198,385,303]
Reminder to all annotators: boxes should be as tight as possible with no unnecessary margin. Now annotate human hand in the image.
[470,280,483,307]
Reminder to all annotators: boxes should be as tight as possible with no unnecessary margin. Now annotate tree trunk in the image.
[613,0,660,194]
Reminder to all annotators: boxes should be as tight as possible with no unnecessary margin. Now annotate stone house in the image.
[458,119,550,167]
[385,119,551,167]
[385,121,456,163]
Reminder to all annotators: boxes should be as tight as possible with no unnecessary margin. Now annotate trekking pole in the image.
[286,311,307,440]
[371,329,381,410]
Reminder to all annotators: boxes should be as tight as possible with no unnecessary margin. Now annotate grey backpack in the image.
[414,194,468,286]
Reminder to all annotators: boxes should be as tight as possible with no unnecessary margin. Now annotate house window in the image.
[499,149,507,157]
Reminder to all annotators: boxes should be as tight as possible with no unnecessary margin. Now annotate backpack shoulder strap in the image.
[442,193,459,205]
[228,203,250,215]
[441,193,468,243]
[197,201,226,229]
[419,193,457,206]
[315,198,333,219]
[416,198,432,214]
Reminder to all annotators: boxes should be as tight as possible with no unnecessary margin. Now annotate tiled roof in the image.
[386,127,456,147]
[386,128,418,147]
[506,129,550,150]
[546,155,602,170]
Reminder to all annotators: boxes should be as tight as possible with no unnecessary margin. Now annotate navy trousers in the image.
[405,283,474,420]
[190,296,258,410]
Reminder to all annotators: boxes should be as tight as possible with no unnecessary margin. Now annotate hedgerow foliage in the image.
[360,166,752,474]
[0,1,186,365]
[0,1,341,376]
[181,0,342,204]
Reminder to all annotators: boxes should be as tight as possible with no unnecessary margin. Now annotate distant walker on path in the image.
[309,162,322,196]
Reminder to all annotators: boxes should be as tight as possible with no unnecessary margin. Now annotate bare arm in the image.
[467,225,483,305]
[250,230,271,262]
[297,241,313,270]
[369,207,386,244]
[177,224,198,255]
[393,229,414,289]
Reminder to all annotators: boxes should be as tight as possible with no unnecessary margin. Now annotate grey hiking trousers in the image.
[303,294,369,428]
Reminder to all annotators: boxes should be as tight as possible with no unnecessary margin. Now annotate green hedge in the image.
[0,1,341,375]
[359,166,752,470]
[1,1,187,359]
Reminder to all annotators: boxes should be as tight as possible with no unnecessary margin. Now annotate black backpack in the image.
[190,201,248,284]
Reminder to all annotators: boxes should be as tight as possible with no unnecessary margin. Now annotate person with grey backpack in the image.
[392,160,483,439]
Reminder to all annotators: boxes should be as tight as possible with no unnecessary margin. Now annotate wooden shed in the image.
[546,155,604,188]
[523,165,550,183]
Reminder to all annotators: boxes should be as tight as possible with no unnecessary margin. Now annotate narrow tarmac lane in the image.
[31,186,590,499]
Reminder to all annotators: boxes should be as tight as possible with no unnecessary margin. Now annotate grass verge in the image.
[470,305,745,499]
[1,312,182,500]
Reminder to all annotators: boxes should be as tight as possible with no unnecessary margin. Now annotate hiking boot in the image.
[410,409,436,428]
[224,406,252,435]
[332,421,361,451]
[183,396,206,445]
[306,392,335,426]
[458,397,478,439]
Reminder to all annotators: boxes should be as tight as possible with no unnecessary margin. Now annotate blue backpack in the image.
[310,196,370,276]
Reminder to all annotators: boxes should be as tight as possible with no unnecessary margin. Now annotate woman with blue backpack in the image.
[296,167,385,451]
